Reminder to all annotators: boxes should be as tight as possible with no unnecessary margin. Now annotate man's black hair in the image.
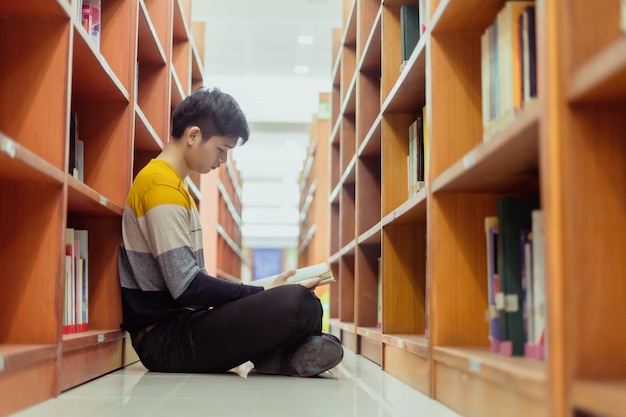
[171,87,249,144]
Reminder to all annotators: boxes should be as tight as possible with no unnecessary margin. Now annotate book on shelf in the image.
[496,196,539,356]
[481,1,536,140]
[82,0,101,50]
[250,262,336,289]
[520,227,532,357]
[69,112,85,182]
[377,256,382,329]
[74,229,89,333]
[418,0,427,35]
[407,117,425,197]
[528,209,546,360]
[400,4,420,70]
[64,228,89,334]
[484,216,500,352]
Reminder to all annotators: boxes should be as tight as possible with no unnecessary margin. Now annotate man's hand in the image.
[269,270,296,288]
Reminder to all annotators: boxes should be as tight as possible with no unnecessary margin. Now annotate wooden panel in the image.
[340,184,355,247]
[338,255,355,323]
[355,155,381,235]
[0,184,65,344]
[72,27,129,102]
[559,0,621,72]
[434,347,547,402]
[172,39,191,95]
[435,361,548,417]
[100,0,137,92]
[568,37,626,102]
[571,380,626,417]
[432,102,540,193]
[429,32,482,179]
[0,18,70,168]
[381,113,416,215]
[60,338,124,391]
[357,0,381,62]
[381,224,426,334]
[138,0,167,65]
[0,359,56,416]
[383,344,430,395]
[341,328,358,353]
[72,101,133,207]
[382,334,428,358]
[137,63,171,142]
[560,105,626,378]
[382,40,426,114]
[428,193,496,347]
[359,335,382,365]
[356,72,381,147]
[380,3,402,101]
[360,10,381,73]
[355,243,381,327]
[430,0,504,33]
[0,136,66,184]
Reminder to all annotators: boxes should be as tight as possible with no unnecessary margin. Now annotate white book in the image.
[531,210,546,355]
[250,263,335,289]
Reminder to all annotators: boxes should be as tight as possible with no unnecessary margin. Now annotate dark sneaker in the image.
[255,335,343,377]
[283,334,343,377]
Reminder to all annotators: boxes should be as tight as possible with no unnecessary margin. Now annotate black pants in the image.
[133,284,323,373]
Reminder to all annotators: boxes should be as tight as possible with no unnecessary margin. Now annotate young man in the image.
[118,88,343,376]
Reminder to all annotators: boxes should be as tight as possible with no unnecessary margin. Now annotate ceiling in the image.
[191,0,343,248]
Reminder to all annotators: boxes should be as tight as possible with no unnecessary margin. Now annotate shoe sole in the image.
[287,335,343,377]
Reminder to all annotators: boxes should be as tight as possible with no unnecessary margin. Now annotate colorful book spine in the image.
[496,197,540,356]
[485,217,500,352]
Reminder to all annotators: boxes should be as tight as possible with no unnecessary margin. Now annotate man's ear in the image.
[186,126,201,145]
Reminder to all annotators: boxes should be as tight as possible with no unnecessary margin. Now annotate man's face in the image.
[186,133,238,174]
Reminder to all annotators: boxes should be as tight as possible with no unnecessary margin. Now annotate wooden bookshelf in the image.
[0,1,207,414]
[199,154,245,282]
[298,93,332,268]
[327,0,626,415]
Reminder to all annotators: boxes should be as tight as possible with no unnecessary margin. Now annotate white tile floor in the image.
[11,349,462,417]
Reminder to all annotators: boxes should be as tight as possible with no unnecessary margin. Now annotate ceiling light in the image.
[293,65,309,74]
[297,35,314,45]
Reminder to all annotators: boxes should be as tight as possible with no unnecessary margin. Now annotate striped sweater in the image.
[118,159,263,332]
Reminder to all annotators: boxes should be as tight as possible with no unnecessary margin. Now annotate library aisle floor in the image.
[11,348,461,417]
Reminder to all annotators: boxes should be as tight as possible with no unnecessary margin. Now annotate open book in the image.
[251,262,335,289]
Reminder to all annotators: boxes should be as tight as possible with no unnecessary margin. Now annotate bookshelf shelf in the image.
[383,334,429,358]
[0,1,209,413]
[384,187,428,226]
[359,9,382,73]
[358,114,381,156]
[138,1,167,65]
[570,380,626,417]
[568,36,626,103]
[434,347,548,417]
[0,136,65,184]
[134,107,164,152]
[61,329,125,353]
[357,326,383,342]
[67,176,124,217]
[430,0,503,33]
[0,345,57,372]
[72,29,129,103]
[357,222,381,245]
[432,102,540,193]
[381,38,427,114]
